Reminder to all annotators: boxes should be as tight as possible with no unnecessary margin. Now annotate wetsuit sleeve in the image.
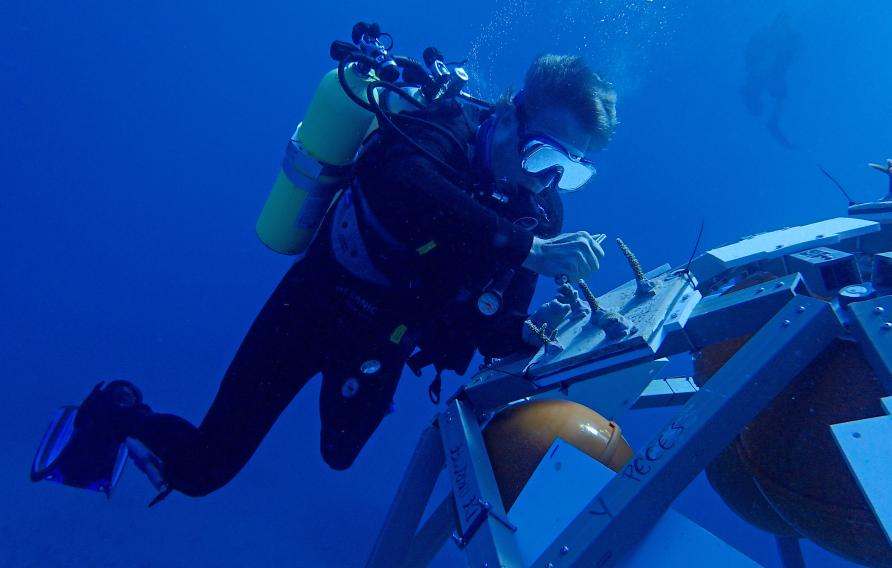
[472,269,539,358]
[359,130,534,275]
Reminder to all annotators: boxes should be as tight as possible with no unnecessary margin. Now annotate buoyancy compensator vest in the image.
[256,22,494,256]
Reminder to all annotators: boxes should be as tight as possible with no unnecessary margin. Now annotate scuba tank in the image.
[255,24,394,255]
[256,22,493,256]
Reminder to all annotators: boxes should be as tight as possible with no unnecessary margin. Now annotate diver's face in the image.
[490,105,599,194]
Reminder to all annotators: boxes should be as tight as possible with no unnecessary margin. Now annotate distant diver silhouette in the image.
[740,12,799,149]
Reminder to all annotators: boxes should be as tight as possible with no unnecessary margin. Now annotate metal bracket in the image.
[438,399,523,567]
[533,296,843,567]
[846,295,892,393]
[451,498,518,549]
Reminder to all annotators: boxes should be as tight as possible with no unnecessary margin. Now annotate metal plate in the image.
[847,295,892,393]
[831,415,892,548]
[533,358,668,421]
[632,376,700,410]
[691,217,879,284]
[666,273,805,353]
[525,267,694,382]
[464,267,692,411]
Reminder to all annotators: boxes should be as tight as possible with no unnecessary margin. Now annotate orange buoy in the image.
[698,276,892,567]
[482,399,633,511]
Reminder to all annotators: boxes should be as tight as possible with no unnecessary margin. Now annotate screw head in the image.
[341,378,360,398]
[796,306,806,313]
[876,306,886,315]
[882,322,892,331]
[783,319,792,327]
[775,281,785,288]
[561,545,570,555]
[756,287,765,294]
[360,359,382,375]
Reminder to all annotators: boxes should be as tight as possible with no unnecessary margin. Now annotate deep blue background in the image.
[2,0,889,566]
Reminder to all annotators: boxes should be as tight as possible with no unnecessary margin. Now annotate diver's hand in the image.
[521,231,605,280]
[522,299,572,347]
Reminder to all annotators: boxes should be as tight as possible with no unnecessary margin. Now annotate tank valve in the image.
[577,279,634,339]
[617,238,656,296]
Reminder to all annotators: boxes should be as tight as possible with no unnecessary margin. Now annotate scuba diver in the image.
[31,23,618,503]
[740,11,800,150]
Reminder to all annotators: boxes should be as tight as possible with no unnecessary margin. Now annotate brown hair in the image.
[522,54,618,144]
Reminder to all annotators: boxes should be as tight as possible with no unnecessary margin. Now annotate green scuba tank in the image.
[256,65,378,255]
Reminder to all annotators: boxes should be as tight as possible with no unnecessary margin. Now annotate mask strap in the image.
[512,88,526,112]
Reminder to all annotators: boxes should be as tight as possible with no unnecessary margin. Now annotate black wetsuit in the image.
[129,101,563,497]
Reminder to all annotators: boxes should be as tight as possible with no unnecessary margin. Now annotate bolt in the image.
[681,294,689,301]
[546,564,555,568]
[775,281,784,288]
[882,322,892,331]
[671,312,678,319]
[783,319,792,327]
[876,306,886,315]
[756,287,765,294]
[796,306,806,313]
[561,545,570,555]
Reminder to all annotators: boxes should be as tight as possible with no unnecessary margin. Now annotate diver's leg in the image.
[318,357,405,471]
[130,261,327,496]
[766,97,794,150]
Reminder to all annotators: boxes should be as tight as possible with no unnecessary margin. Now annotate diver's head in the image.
[488,54,618,195]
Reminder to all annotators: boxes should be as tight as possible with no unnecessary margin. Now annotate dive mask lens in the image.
[521,142,596,192]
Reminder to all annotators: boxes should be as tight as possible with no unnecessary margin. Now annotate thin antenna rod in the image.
[818,164,856,205]
[683,219,706,278]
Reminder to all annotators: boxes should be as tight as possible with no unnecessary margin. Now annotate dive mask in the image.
[520,135,597,192]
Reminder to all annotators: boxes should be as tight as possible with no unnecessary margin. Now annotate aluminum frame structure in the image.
[366,207,892,568]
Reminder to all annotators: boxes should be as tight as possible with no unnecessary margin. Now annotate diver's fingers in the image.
[587,234,605,272]
[592,239,605,259]
[578,235,600,274]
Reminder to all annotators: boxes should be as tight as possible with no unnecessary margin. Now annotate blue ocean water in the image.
[2,0,890,566]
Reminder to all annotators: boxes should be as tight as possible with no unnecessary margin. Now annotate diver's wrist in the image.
[522,237,543,273]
